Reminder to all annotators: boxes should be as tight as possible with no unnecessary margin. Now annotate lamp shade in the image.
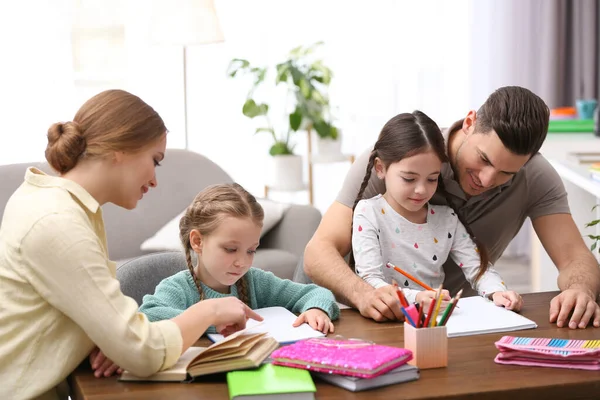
[150,0,224,45]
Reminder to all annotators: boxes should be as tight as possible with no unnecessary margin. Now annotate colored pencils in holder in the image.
[430,285,444,327]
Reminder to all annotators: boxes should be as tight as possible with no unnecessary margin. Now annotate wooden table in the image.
[70,292,600,399]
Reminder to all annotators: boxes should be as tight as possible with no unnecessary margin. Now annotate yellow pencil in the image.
[430,284,444,327]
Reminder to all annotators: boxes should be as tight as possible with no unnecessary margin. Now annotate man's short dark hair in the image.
[475,86,550,156]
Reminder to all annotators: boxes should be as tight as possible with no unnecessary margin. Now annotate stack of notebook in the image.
[494,336,600,370]
[270,337,418,391]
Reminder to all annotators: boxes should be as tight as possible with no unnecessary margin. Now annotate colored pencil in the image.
[417,300,424,328]
[392,279,409,307]
[401,307,417,327]
[387,262,434,291]
[423,285,442,327]
[430,285,444,327]
[440,289,463,326]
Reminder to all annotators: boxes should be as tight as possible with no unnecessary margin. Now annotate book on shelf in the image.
[227,364,316,400]
[313,363,420,392]
[119,328,278,382]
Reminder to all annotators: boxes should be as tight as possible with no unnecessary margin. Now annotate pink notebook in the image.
[494,336,600,370]
[270,338,413,378]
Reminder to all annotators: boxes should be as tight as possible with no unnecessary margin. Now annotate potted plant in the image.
[585,205,600,259]
[227,42,341,189]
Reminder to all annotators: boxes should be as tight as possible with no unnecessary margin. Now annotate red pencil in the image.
[423,285,441,327]
[417,300,424,328]
[392,279,409,307]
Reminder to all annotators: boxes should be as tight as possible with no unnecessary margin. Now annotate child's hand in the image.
[89,347,123,378]
[415,289,451,311]
[293,308,334,334]
[492,291,523,311]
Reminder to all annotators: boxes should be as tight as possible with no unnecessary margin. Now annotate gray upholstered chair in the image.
[0,149,321,281]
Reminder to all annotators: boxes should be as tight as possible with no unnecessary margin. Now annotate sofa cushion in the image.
[140,198,290,252]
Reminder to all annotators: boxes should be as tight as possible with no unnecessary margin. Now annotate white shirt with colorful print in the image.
[352,194,507,303]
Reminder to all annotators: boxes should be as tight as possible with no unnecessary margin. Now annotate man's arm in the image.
[532,213,600,328]
[303,201,403,321]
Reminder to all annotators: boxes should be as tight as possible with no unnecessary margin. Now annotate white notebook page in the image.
[207,306,325,344]
[443,296,538,337]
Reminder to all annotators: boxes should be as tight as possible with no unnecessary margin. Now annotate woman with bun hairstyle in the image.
[0,90,262,400]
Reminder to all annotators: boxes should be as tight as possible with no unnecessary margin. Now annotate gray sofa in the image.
[0,149,321,280]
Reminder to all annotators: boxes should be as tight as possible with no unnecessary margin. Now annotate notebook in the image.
[208,306,325,344]
[119,329,278,382]
[442,296,537,337]
[227,363,316,400]
[313,363,419,392]
[494,336,600,370]
[270,338,413,379]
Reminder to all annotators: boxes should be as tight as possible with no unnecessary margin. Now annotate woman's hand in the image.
[293,308,334,333]
[89,347,123,378]
[492,291,523,311]
[212,297,264,336]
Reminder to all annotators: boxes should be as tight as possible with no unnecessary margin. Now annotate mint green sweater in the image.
[139,268,340,334]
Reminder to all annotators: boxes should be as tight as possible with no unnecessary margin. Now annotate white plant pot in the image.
[270,154,305,191]
[314,134,345,163]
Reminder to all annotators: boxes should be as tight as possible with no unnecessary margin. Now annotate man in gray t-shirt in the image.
[303,86,600,329]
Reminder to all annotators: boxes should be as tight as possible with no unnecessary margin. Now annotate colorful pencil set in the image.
[389,262,461,328]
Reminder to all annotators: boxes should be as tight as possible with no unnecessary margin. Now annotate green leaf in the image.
[587,235,600,240]
[227,58,250,77]
[275,62,290,84]
[592,242,597,252]
[255,127,274,135]
[289,108,303,131]
[242,99,268,118]
[298,79,311,98]
[586,219,600,228]
[313,120,331,138]
[269,141,294,156]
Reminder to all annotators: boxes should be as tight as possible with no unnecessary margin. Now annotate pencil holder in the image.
[403,323,448,369]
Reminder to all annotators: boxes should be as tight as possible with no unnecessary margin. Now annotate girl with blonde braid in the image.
[140,183,339,334]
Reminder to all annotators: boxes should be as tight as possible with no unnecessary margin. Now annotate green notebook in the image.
[227,364,316,400]
[548,119,595,133]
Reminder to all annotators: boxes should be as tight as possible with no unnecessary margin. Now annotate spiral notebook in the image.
[442,296,537,337]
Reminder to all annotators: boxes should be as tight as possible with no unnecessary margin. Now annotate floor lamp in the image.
[150,0,224,149]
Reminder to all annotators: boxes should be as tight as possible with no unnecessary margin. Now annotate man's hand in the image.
[549,288,600,329]
[356,285,404,322]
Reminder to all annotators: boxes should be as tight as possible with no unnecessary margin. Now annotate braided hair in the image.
[179,183,263,304]
[349,111,489,281]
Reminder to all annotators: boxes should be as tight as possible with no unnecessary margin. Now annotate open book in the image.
[119,328,278,382]
[208,306,326,344]
[443,296,537,337]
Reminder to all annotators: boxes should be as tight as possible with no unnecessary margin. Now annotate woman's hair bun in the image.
[45,121,87,174]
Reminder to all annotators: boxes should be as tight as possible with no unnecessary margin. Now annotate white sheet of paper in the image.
[442,296,538,337]
[207,306,326,344]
